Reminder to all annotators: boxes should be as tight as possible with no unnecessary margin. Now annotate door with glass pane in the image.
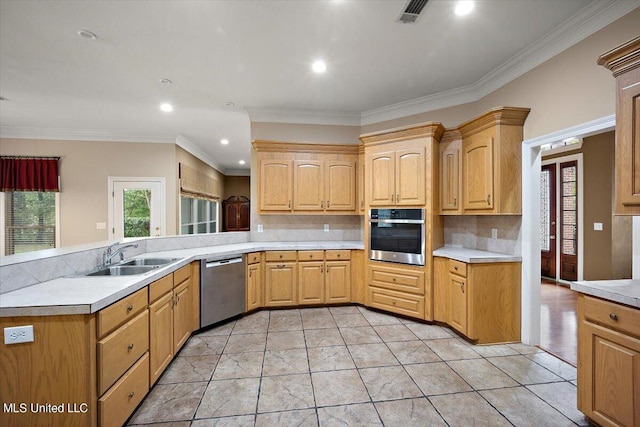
[540,164,557,278]
[560,161,578,281]
[111,179,164,240]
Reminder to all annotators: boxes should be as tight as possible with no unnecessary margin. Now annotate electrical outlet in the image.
[594,222,603,231]
[257,224,263,233]
[324,224,330,232]
[491,228,498,239]
[4,325,34,344]
[96,222,106,230]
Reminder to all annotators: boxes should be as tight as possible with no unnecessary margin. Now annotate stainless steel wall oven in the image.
[369,208,425,266]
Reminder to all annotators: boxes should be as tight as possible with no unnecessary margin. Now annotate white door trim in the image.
[520,114,615,345]
[108,176,166,240]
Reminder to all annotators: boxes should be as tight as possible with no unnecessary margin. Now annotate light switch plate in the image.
[257,224,263,233]
[96,222,106,230]
[324,224,330,232]
[594,222,603,231]
[491,228,498,239]
[4,325,34,344]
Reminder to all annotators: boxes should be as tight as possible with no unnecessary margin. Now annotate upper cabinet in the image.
[598,36,640,215]
[358,145,365,214]
[441,107,530,215]
[254,141,359,215]
[361,123,445,208]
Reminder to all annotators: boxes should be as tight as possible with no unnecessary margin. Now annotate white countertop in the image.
[571,279,640,309]
[0,241,363,317]
[432,246,522,263]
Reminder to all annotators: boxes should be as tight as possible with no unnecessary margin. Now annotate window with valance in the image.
[179,163,220,234]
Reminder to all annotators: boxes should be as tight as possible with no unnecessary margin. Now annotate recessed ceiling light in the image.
[238,160,246,165]
[77,30,97,40]
[312,60,327,74]
[224,102,236,108]
[220,139,229,145]
[160,103,173,112]
[159,78,173,85]
[455,1,474,16]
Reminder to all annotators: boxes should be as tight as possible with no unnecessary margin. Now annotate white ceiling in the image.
[0,0,637,174]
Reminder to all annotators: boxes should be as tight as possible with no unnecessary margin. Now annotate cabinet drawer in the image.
[369,265,424,295]
[149,274,173,304]
[98,310,149,396]
[326,250,351,261]
[174,264,191,285]
[448,259,467,277]
[247,252,261,264]
[583,295,640,338]
[99,352,149,427]
[298,250,324,261]
[368,286,425,319]
[98,287,148,338]
[265,251,297,262]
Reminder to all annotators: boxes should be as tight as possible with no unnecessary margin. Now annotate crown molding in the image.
[246,107,361,126]
[224,168,251,177]
[0,126,176,143]
[175,134,227,174]
[361,0,639,126]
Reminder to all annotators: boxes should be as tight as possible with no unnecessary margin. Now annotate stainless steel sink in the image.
[120,257,179,266]
[86,265,158,276]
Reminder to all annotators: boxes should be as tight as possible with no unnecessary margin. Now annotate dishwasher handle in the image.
[205,258,243,268]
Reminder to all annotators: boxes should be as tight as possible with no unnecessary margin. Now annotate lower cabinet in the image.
[246,252,263,311]
[264,251,298,306]
[367,262,425,320]
[577,294,640,427]
[298,260,325,304]
[433,257,521,344]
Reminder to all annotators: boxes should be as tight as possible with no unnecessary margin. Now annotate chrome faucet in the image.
[102,243,139,266]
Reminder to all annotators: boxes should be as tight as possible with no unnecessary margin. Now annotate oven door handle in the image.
[369,219,425,224]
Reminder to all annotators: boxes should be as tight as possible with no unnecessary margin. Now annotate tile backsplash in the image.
[444,216,522,255]
[250,215,363,242]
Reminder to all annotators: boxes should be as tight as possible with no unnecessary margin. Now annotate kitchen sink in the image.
[86,265,158,276]
[120,257,179,266]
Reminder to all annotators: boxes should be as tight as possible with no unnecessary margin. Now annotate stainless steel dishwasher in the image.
[200,256,245,328]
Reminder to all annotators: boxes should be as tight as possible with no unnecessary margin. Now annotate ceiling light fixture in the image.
[224,102,236,108]
[159,78,173,85]
[159,103,173,112]
[238,160,246,165]
[312,60,327,74]
[454,1,474,16]
[77,29,97,40]
[220,139,229,145]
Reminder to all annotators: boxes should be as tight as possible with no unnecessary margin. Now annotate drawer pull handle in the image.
[277,264,285,269]
[454,266,458,270]
[128,343,134,350]
[609,313,618,321]
[128,392,135,398]
[127,304,133,312]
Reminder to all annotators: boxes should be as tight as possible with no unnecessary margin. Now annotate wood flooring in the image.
[540,279,578,366]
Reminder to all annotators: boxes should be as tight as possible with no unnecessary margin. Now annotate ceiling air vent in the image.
[397,0,429,24]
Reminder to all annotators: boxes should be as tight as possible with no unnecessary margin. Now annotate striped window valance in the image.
[179,163,220,201]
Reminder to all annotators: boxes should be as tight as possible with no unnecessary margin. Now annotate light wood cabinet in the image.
[577,294,640,427]
[246,252,263,311]
[454,107,530,215]
[265,251,297,306]
[326,260,351,303]
[254,141,358,214]
[439,134,462,214]
[433,257,521,344]
[358,147,365,214]
[149,291,173,385]
[366,143,425,206]
[367,261,426,320]
[297,250,351,305]
[298,260,325,304]
[173,276,192,352]
[259,159,293,211]
[598,36,640,215]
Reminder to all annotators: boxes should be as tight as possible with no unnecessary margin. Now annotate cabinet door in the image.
[440,148,460,213]
[463,137,494,211]
[225,203,239,231]
[298,261,325,304]
[395,148,425,205]
[325,160,356,211]
[173,279,192,353]
[448,274,467,335]
[367,151,395,206]
[260,160,292,211]
[580,321,640,427]
[293,160,324,211]
[615,68,640,213]
[358,153,365,214]
[149,291,174,385]
[433,257,449,322]
[265,262,297,306]
[326,261,351,303]
[238,203,250,230]
[246,263,262,311]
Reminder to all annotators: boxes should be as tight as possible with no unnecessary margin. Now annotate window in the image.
[180,196,218,235]
[2,192,58,255]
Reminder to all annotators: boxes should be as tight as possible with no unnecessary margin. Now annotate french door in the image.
[540,159,580,281]
[109,177,165,240]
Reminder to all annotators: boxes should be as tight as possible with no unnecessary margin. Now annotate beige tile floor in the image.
[127,306,589,427]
